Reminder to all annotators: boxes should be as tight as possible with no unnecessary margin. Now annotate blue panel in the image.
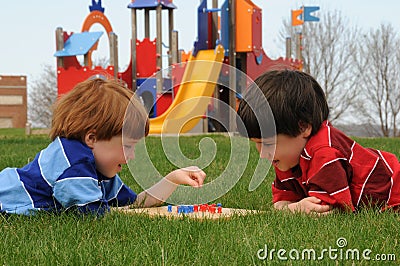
[127,0,176,10]
[54,31,103,57]
[193,0,209,56]
[205,8,221,12]
[220,0,229,57]
[162,78,172,91]
[137,78,157,117]
[137,78,156,88]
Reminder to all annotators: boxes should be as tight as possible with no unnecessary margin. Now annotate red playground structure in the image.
[54,0,302,133]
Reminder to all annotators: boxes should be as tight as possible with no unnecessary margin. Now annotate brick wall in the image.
[0,75,27,128]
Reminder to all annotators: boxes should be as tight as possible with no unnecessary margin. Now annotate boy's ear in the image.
[302,125,312,138]
[299,121,312,138]
[84,130,97,148]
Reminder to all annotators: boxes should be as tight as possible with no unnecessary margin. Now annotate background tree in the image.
[280,10,361,123]
[353,24,400,137]
[28,64,57,128]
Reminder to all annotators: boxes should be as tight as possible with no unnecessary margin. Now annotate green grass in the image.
[0,129,399,265]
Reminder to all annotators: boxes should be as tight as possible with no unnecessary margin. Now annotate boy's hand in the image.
[286,197,333,215]
[165,166,206,188]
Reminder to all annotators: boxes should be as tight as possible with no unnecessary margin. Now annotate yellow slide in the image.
[149,45,225,134]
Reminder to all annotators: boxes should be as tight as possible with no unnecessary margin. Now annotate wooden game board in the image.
[113,205,260,220]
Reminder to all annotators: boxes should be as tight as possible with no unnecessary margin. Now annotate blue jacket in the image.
[0,137,137,215]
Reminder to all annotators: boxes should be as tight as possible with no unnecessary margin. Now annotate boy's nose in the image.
[125,151,135,161]
[260,150,273,161]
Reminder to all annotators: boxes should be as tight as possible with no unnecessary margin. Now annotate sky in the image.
[1,0,399,83]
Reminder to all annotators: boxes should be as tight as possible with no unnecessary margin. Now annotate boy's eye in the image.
[262,142,274,147]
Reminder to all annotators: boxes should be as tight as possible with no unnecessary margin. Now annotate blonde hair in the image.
[50,78,149,141]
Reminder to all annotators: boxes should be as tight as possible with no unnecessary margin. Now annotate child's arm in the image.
[272,147,353,214]
[274,197,332,214]
[133,166,206,207]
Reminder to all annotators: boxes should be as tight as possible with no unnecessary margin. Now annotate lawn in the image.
[0,129,399,265]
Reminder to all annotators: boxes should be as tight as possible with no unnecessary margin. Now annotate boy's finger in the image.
[191,171,205,186]
[308,196,322,203]
[186,177,202,187]
[317,204,332,212]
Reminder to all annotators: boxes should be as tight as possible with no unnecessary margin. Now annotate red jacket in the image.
[272,121,400,211]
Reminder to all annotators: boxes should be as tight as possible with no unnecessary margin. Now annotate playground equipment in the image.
[54,0,302,134]
[149,45,225,133]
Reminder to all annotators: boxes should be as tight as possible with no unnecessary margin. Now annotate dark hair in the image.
[237,69,329,138]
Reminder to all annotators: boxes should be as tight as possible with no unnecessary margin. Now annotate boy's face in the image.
[251,128,310,171]
[89,135,139,178]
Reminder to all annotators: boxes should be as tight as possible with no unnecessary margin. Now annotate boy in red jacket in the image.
[237,70,400,214]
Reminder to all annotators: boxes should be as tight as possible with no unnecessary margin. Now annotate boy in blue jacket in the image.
[0,78,205,216]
